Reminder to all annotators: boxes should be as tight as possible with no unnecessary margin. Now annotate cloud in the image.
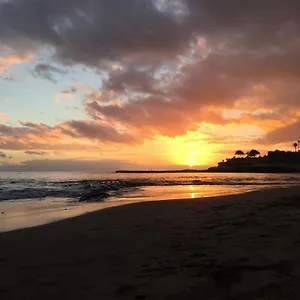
[1,76,16,81]
[0,119,137,151]
[0,53,32,72]
[1,1,300,64]
[103,68,164,97]
[19,120,51,133]
[0,0,186,65]
[65,105,79,110]
[0,113,9,122]
[62,87,77,94]
[0,158,137,172]
[61,87,77,98]
[66,120,138,144]
[258,119,300,145]
[32,63,67,83]
[55,86,77,103]
[1,0,300,145]
[19,120,45,127]
[25,150,47,156]
[0,151,7,159]
[83,61,244,137]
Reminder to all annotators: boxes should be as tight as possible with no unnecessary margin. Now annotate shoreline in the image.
[0,184,273,233]
[0,185,286,233]
[2,186,300,298]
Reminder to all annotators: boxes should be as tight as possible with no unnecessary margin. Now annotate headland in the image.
[116,149,300,173]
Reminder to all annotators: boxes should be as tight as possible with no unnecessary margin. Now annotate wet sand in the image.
[1,187,300,299]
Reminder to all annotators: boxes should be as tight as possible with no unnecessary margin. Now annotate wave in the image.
[0,177,299,202]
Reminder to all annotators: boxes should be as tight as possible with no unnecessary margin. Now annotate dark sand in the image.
[1,187,300,299]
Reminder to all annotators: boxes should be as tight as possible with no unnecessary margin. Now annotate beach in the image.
[1,187,300,299]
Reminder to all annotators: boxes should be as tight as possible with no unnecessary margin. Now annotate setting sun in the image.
[173,149,206,167]
[2,1,300,298]
[161,134,216,167]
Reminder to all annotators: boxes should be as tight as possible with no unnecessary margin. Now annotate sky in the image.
[1,0,300,171]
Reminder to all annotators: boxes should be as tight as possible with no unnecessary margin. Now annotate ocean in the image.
[1,172,299,232]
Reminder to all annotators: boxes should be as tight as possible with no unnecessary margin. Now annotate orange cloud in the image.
[0,120,137,153]
[0,113,9,122]
[0,53,32,72]
[3,0,300,166]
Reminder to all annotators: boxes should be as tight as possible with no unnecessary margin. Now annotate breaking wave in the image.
[1,173,300,202]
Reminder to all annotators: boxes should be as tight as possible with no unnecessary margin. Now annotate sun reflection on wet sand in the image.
[0,184,273,232]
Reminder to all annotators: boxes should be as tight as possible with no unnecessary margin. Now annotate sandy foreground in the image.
[1,187,300,299]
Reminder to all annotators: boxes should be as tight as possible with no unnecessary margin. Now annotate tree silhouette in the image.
[293,142,298,152]
[247,149,260,158]
[235,150,245,157]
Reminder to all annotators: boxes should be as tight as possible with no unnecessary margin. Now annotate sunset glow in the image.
[0,0,300,171]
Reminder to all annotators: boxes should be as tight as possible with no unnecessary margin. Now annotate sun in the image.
[171,146,208,167]
[174,149,205,168]
[187,159,196,168]
[157,133,217,167]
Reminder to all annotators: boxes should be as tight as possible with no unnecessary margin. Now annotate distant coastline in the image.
[116,168,300,174]
[115,169,205,173]
[116,149,300,174]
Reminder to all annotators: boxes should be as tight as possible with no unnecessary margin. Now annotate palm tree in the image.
[293,142,298,152]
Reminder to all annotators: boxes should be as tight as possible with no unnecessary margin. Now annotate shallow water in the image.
[0,172,299,232]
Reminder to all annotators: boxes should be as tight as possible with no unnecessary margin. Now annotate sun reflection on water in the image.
[189,185,195,198]
[189,185,205,199]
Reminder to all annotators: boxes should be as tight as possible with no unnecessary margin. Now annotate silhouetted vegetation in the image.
[235,150,245,157]
[293,142,298,152]
[247,149,261,158]
[206,148,300,173]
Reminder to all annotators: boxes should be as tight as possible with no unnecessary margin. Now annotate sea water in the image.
[1,172,299,232]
